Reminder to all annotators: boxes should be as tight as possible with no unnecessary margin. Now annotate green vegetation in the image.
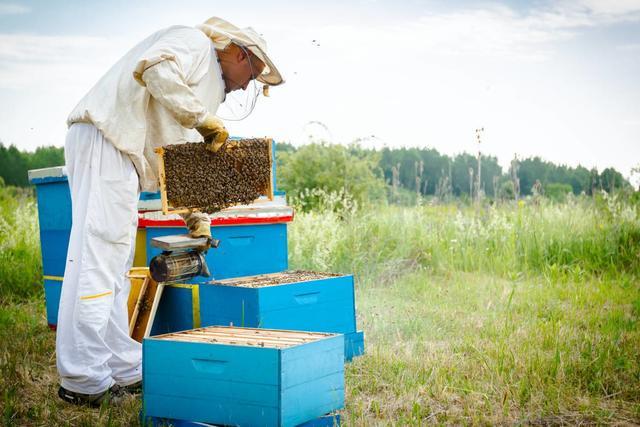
[0,143,64,187]
[1,142,639,424]
[1,141,631,200]
[0,182,41,301]
[276,143,386,211]
[275,143,631,202]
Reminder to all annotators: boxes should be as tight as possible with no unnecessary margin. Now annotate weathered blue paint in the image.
[344,330,365,360]
[142,331,344,427]
[141,412,340,426]
[31,179,72,277]
[197,275,365,360]
[145,224,289,282]
[151,286,195,335]
[43,279,62,327]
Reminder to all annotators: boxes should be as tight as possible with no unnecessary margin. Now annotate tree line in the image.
[0,143,64,186]
[0,141,629,201]
[276,142,630,203]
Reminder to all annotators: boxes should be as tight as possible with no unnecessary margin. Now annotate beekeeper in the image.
[57,16,283,406]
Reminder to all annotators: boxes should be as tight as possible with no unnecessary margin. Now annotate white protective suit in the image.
[67,25,225,192]
[57,25,225,394]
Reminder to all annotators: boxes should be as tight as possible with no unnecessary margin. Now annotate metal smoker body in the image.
[149,234,219,284]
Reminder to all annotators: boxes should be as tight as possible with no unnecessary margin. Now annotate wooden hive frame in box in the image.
[155,138,274,215]
[153,326,333,349]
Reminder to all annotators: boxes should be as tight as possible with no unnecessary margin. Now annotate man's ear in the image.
[236,48,248,64]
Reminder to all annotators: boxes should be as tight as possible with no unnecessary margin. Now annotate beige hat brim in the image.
[238,41,284,86]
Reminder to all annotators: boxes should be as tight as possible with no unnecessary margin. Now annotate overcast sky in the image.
[0,0,639,181]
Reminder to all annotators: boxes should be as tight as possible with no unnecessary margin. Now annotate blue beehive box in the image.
[28,167,71,328]
[141,413,340,427]
[143,220,289,282]
[197,271,365,361]
[143,326,345,427]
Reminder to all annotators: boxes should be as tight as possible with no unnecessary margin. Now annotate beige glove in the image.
[196,114,229,153]
[181,211,211,239]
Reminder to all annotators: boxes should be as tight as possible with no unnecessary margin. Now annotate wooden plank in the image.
[191,329,323,341]
[161,335,291,348]
[267,138,274,200]
[186,333,303,346]
[129,275,149,336]
[154,147,170,215]
[131,272,161,343]
[144,283,165,338]
[188,330,315,344]
[157,326,331,341]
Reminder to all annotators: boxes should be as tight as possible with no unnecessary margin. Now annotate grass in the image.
[1,187,639,425]
[0,185,41,301]
[345,270,639,424]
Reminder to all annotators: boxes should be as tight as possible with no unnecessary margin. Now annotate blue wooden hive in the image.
[143,326,345,427]
[141,413,340,427]
[150,271,365,361]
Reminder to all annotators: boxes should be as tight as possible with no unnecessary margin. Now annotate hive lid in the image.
[27,166,66,183]
[150,326,334,349]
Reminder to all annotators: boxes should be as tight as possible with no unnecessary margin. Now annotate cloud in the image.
[0,33,130,89]
[0,3,30,15]
[573,0,640,18]
[616,42,640,51]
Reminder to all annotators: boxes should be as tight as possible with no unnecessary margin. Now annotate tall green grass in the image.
[0,184,41,301]
[289,194,640,281]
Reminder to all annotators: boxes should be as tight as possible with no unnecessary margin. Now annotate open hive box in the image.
[143,326,344,426]
[152,325,333,348]
[198,271,365,360]
[155,138,274,215]
[148,270,364,361]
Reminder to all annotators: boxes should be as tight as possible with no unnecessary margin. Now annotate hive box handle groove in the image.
[293,292,320,305]
[192,358,229,374]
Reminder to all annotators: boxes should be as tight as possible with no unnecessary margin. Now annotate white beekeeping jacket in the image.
[68,25,225,192]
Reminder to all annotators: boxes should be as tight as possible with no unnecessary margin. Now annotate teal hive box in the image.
[188,272,365,360]
[143,326,344,427]
[141,412,340,426]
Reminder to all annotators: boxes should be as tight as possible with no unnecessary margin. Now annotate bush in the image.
[277,143,386,211]
[546,182,573,202]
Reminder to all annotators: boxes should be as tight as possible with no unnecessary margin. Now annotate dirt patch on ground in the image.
[163,139,271,214]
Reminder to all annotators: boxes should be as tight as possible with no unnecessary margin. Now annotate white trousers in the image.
[56,123,142,394]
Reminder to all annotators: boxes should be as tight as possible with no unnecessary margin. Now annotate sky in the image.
[0,0,639,182]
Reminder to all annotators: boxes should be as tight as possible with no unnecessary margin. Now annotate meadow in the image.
[1,185,639,425]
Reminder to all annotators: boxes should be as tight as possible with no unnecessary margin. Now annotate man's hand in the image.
[196,114,229,153]
[183,211,211,239]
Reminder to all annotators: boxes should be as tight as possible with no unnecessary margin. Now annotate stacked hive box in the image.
[142,327,344,426]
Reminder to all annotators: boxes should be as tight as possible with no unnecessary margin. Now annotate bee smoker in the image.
[149,234,219,283]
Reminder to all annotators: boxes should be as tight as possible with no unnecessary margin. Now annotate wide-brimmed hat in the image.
[197,17,284,86]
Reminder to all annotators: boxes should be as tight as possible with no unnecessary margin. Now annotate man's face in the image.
[219,46,266,94]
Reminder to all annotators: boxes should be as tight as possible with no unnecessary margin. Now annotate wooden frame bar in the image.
[153,326,333,349]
